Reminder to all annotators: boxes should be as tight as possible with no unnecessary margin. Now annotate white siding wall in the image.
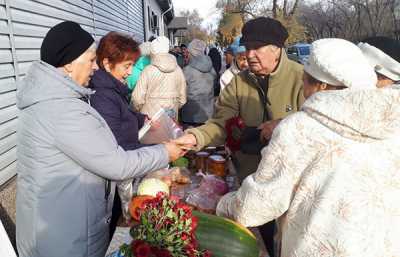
[0,0,144,186]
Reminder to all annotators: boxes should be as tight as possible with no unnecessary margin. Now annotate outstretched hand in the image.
[171,134,197,150]
[163,141,186,162]
[258,119,282,142]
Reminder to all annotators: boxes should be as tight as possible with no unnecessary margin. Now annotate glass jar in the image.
[216,150,227,158]
[207,155,226,177]
[196,152,209,172]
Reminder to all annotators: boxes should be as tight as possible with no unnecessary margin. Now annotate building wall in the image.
[0,0,145,248]
[143,0,162,40]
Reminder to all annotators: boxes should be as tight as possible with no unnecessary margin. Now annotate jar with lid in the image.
[207,155,226,177]
[216,150,227,158]
[196,152,209,172]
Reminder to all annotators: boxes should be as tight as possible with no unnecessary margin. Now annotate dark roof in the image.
[156,0,174,22]
[168,17,188,30]
[174,29,187,37]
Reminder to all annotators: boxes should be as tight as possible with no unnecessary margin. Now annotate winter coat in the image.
[208,47,222,75]
[89,69,149,220]
[89,68,146,151]
[188,51,304,181]
[217,88,400,257]
[131,53,186,120]
[219,60,241,92]
[16,61,169,257]
[208,48,222,96]
[181,55,216,124]
[126,56,151,92]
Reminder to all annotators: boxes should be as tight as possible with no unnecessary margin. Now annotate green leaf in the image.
[166,209,174,218]
[119,244,133,257]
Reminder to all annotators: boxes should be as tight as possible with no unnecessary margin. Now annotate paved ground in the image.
[0,177,17,250]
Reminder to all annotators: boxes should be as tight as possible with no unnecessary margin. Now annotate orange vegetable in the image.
[129,195,154,221]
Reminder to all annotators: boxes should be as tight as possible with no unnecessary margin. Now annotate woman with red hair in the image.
[88,32,151,236]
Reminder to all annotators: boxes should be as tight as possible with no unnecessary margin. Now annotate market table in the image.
[105,157,269,257]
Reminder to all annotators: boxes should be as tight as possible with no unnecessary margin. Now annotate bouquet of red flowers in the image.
[225,116,245,152]
[120,192,211,257]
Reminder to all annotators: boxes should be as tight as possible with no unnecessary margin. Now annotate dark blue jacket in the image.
[89,69,146,150]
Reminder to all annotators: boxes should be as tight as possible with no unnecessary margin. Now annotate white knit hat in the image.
[139,42,151,56]
[358,42,400,82]
[304,38,377,89]
[150,36,170,55]
[188,39,207,57]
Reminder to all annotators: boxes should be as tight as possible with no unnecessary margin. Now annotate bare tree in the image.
[216,0,262,22]
[299,0,400,41]
[179,9,209,43]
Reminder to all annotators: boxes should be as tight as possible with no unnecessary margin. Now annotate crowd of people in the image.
[13,14,400,257]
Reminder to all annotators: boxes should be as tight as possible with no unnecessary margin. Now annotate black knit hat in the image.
[41,21,94,67]
[361,36,400,63]
[240,17,288,49]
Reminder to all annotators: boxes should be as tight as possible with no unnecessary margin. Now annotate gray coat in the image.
[16,61,169,257]
[181,55,216,123]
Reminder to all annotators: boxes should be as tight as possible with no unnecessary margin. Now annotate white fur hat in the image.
[304,38,377,89]
[150,36,170,55]
[139,42,151,56]
[358,42,400,82]
[188,39,207,57]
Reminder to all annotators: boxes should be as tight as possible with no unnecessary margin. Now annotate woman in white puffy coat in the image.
[217,39,400,257]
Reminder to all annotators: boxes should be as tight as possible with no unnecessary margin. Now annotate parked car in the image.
[286,43,311,65]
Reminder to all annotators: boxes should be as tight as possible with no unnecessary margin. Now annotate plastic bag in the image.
[197,173,229,195]
[185,173,229,211]
[117,179,134,222]
[139,109,184,144]
[144,168,173,186]
[144,167,191,186]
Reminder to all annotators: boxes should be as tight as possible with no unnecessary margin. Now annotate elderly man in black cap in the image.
[174,17,304,256]
[175,17,304,181]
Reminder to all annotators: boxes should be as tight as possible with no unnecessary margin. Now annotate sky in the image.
[172,0,220,29]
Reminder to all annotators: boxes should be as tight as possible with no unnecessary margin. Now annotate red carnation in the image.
[185,244,196,257]
[146,198,158,208]
[175,202,187,212]
[156,191,166,200]
[191,238,198,248]
[182,205,192,214]
[150,246,160,254]
[181,232,189,241]
[131,240,143,251]
[132,240,151,257]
